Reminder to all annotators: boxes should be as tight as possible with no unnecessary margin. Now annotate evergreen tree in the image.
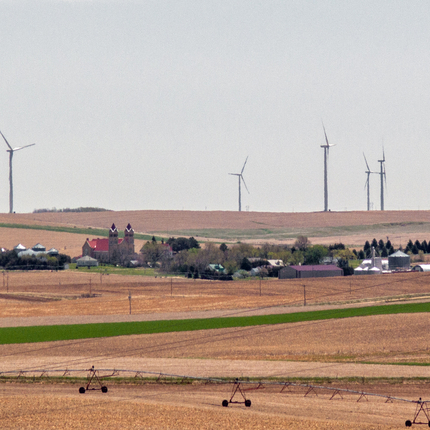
[405,239,413,253]
[240,257,252,271]
[219,243,228,253]
[386,239,392,250]
[363,240,370,254]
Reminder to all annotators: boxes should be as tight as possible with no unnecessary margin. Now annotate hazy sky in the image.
[1,0,429,214]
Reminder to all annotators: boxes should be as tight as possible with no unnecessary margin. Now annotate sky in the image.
[1,0,430,214]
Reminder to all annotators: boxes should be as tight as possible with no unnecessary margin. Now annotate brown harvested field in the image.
[1,210,430,428]
[2,209,430,246]
[1,270,430,319]
[0,227,146,260]
[1,271,430,428]
[2,382,427,430]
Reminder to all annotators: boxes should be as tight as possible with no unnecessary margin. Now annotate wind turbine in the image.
[320,124,335,212]
[0,131,35,214]
[378,148,387,211]
[229,156,249,212]
[363,153,377,211]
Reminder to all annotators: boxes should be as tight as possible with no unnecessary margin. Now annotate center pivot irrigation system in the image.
[2,367,429,427]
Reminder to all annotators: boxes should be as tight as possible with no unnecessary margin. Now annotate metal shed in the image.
[411,264,430,272]
[76,256,99,267]
[388,250,410,271]
[278,264,343,279]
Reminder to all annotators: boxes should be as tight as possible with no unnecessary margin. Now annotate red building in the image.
[82,223,135,264]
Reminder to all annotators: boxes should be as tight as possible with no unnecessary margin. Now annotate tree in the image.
[294,236,311,252]
[219,243,228,253]
[304,245,328,265]
[240,257,252,271]
[363,241,371,256]
[405,239,413,253]
[167,237,200,252]
[140,241,168,267]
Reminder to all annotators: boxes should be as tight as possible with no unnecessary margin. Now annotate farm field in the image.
[0,269,430,428]
[1,209,430,247]
[1,210,430,428]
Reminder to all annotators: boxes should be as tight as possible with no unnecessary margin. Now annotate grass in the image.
[0,223,154,241]
[69,264,157,276]
[158,221,430,242]
[1,374,429,386]
[1,302,428,345]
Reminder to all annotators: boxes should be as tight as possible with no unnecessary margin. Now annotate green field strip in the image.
[1,302,428,345]
[0,223,152,240]
[162,221,430,241]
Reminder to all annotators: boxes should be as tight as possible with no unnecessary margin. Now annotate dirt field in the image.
[0,270,430,428]
[1,210,430,428]
[2,209,430,247]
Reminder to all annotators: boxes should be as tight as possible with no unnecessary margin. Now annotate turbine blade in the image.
[322,123,329,146]
[364,175,369,190]
[363,153,370,171]
[13,143,35,152]
[241,175,249,194]
[241,156,248,175]
[0,130,13,151]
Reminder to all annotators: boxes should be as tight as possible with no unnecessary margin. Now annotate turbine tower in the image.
[378,148,387,211]
[363,153,377,211]
[229,156,249,211]
[320,125,335,212]
[0,131,35,214]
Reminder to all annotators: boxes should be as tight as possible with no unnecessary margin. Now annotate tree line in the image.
[0,251,71,270]
[356,238,430,259]
[139,235,355,277]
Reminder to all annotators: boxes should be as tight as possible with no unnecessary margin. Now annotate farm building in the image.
[354,257,388,275]
[76,255,99,268]
[411,264,430,272]
[82,223,135,265]
[278,264,343,279]
[388,250,410,271]
[14,243,60,258]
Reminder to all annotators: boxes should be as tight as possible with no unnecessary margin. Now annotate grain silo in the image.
[388,250,410,271]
